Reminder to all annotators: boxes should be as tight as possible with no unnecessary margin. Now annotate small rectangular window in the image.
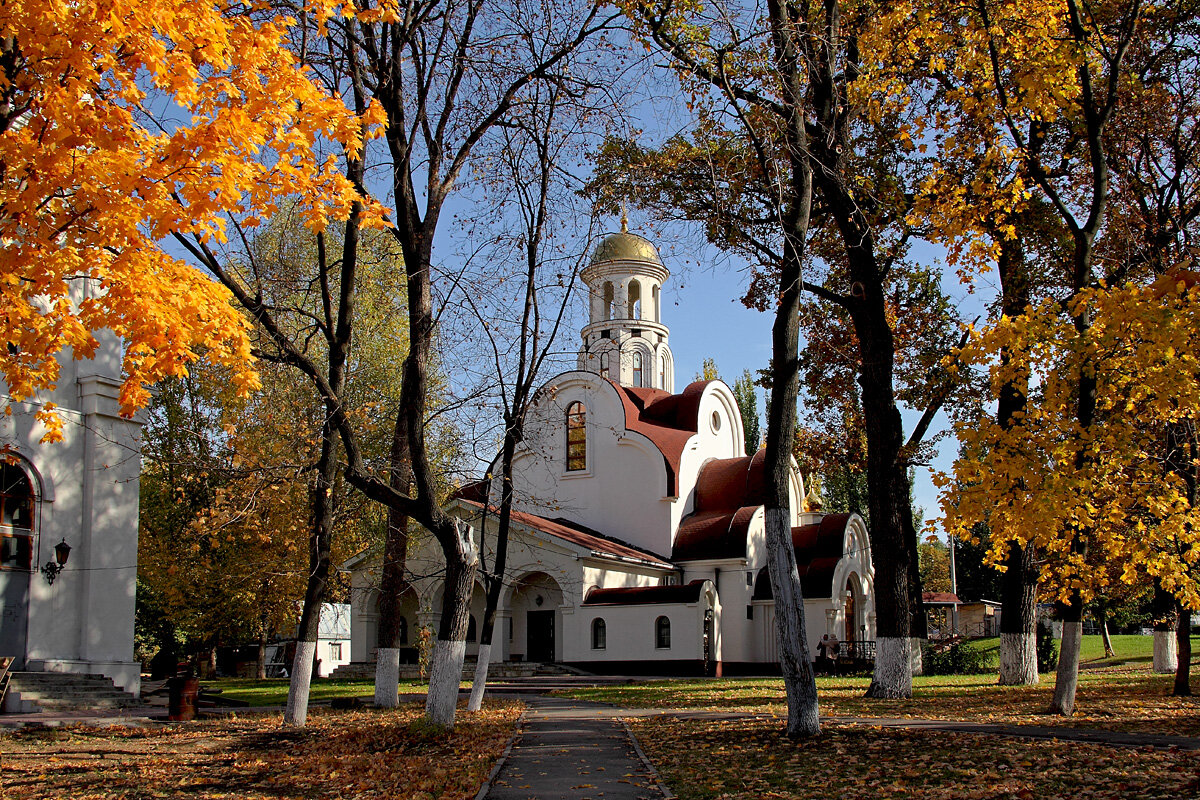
[745,571,754,587]
[746,605,754,620]
[329,643,343,661]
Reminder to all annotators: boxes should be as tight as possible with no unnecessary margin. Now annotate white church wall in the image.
[3,329,143,694]
[572,602,707,664]
[511,373,675,556]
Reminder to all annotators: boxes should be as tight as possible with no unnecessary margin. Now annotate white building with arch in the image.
[0,330,143,695]
[345,228,875,675]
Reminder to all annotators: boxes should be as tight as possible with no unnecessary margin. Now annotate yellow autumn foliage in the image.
[0,1,386,440]
[938,272,1200,609]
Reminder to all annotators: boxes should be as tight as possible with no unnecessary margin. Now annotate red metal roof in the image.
[672,453,769,562]
[582,580,708,606]
[922,591,961,605]
[608,379,713,496]
[752,513,855,599]
[456,499,673,569]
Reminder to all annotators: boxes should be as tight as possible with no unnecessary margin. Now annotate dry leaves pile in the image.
[633,715,1200,800]
[0,703,520,799]
[564,666,1200,736]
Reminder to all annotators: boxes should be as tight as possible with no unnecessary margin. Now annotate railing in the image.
[0,656,12,712]
[842,640,876,661]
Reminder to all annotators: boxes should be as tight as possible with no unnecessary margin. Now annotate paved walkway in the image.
[482,696,669,800]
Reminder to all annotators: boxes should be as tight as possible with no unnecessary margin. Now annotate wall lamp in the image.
[41,538,71,585]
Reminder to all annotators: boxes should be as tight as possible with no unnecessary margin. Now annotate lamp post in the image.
[41,538,71,585]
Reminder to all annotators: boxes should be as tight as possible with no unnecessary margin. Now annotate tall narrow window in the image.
[0,463,34,571]
[628,280,642,319]
[603,282,615,320]
[632,352,643,387]
[397,616,409,645]
[652,284,660,321]
[600,351,610,380]
[566,402,587,471]
[591,618,607,650]
[655,616,671,649]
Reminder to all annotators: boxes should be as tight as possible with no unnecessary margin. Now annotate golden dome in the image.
[589,231,663,266]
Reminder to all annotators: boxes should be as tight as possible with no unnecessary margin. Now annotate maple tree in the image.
[868,0,1200,712]
[0,1,385,438]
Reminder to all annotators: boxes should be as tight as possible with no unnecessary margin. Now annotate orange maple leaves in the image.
[0,1,386,439]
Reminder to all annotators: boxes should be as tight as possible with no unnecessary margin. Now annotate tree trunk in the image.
[1050,597,1084,716]
[1154,581,1180,674]
[257,632,267,680]
[1174,602,1192,697]
[375,410,413,708]
[285,425,337,727]
[425,520,477,728]
[995,230,1039,685]
[1098,602,1115,658]
[998,542,1039,684]
[469,431,519,713]
[756,0,820,738]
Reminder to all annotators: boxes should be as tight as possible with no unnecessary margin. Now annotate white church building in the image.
[1,329,143,695]
[345,228,876,675]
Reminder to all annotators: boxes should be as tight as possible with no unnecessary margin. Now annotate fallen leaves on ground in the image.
[562,665,1200,736]
[632,715,1200,800]
[0,701,521,799]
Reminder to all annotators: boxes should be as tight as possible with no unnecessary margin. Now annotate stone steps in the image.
[3,672,142,713]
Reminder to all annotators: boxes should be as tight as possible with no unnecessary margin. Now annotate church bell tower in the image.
[577,219,674,392]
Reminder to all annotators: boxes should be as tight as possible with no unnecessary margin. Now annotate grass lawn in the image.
[560,636,1200,736]
[199,677,440,707]
[0,701,520,800]
[632,714,1200,800]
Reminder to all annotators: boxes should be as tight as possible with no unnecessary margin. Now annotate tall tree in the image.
[183,0,616,728]
[732,370,763,454]
[1,1,379,436]
[605,0,970,704]
[462,74,602,710]
[881,0,1186,714]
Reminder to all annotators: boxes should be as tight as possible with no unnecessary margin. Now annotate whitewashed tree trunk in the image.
[764,507,820,737]
[375,648,401,707]
[872,637,913,698]
[1153,630,1178,673]
[1050,620,1083,716]
[467,643,492,712]
[999,632,1039,685]
[909,637,924,677]
[426,638,467,727]
[284,641,317,726]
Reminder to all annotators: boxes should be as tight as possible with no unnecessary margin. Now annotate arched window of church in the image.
[600,351,610,379]
[628,279,641,319]
[566,402,587,471]
[652,284,660,321]
[591,618,606,650]
[0,462,35,571]
[603,282,615,320]
[659,353,667,389]
[632,352,643,387]
[655,616,671,649]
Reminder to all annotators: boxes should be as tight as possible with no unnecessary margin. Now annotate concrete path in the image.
[482,696,669,800]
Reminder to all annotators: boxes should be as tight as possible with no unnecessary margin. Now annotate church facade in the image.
[0,327,143,695]
[345,229,875,675]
